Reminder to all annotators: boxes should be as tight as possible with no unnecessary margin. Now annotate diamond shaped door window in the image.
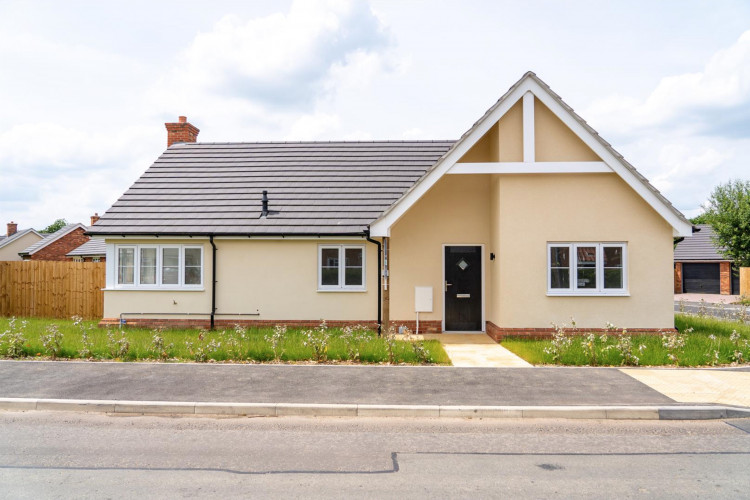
[456,258,469,271]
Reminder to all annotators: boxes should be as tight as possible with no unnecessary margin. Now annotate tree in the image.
[690,213,710,225]
[701,179,750,267]
[40,218,68,234]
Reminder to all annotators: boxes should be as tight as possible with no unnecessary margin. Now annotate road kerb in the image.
[194,402,276,416]
[1,398,749,420]
[114,401,196,414]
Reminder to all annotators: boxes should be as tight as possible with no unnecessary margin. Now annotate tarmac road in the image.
[1,411,749,498]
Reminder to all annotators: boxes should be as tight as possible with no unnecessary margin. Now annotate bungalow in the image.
[0,223,43,261]
[19,223,90,261]
[89,72,692,337]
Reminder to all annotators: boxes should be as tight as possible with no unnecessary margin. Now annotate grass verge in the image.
[0,317,451,365]
[501,314,750,367]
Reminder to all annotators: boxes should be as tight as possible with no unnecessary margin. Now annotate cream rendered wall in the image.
[389,175,491,324]
[493,174,674,328]
[535,97,601,162]
[215,239,377,321]
[0,232,43,261]
[459,100,523,163]
[103,239,212,318]
[103,238,378,321]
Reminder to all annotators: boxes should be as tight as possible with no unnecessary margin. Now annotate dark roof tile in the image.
[88,141,454,236]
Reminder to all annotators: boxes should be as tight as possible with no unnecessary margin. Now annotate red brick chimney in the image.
[90,213,100,226]
[165,116,200,147]
[7,222,17,237]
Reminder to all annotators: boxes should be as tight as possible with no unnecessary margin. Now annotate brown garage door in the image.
[682,263,721,294]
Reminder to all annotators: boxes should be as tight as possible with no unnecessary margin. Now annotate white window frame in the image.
[139,245,159,286]
[547,242,628,296]
[114,244,203,290]
[318,245,366,292]
[116,245,137,286]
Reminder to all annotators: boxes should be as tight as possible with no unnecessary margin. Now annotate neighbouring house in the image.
[674,224,740,295]
[67,214,107,262]
[19,223,90,261]
[0,222,43,261]
[89,72,692,336]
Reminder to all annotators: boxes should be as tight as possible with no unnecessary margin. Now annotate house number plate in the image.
[456,293,471,298]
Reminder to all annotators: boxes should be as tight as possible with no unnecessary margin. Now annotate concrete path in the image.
[622,368,750,407]
[424,333,532,367]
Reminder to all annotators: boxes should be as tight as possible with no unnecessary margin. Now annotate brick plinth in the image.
[674,262,683,293]
[389,320,443,334]
[100,318,381,331]
[31,227,89,261]
[485,321,675,341]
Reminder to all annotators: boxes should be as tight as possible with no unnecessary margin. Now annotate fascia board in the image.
[526,79,693,237]
[370,79,534,237]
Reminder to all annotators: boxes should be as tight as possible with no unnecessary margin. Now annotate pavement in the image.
[674,293,748,321]
[1,360,749,420]
[675,293,742,304]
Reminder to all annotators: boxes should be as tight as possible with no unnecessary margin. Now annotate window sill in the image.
[547,291,630,297]
[103,287,205,292]
[317,288,367,293]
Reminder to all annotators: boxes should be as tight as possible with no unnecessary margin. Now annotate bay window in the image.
[115,244,203,288]
[547,243,627,295]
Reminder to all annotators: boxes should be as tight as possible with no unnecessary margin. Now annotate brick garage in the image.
[674,225,739,295]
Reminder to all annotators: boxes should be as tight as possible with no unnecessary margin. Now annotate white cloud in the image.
[588,30,750,137]
[152,0,391,117]
[583,30,750,217]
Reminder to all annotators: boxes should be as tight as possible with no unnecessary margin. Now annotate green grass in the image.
[501,314,750,367]
[0,317,451,365]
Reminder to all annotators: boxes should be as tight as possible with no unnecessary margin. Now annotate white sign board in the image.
[414,286,433,313]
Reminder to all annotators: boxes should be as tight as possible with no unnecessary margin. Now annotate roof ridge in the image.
[171,140,457,147]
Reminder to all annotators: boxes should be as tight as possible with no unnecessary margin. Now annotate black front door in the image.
[444,246,482,331]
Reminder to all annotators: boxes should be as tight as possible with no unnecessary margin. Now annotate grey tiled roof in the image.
[88,141,454,236]
[66,238,106,257]
[20,223,86,256]
[0,228,41,249]
[674,225,729,261]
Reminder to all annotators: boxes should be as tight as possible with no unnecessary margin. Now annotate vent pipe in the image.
[261,190,269,217]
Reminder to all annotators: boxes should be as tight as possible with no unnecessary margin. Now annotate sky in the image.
[1,0,749,230]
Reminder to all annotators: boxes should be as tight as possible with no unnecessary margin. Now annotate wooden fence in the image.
[0,261,105,319]
[741,267,750,297]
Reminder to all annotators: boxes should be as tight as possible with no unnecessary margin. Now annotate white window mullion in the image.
[339,247,345,288]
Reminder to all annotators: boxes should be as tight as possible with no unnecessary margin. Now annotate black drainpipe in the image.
[210,235,217,330]
[364,230,382,336]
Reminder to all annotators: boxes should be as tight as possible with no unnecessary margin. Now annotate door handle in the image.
[444,281,453,292]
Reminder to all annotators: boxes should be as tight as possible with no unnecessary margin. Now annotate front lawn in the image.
[0,317,450,365]
[501,314,750,367]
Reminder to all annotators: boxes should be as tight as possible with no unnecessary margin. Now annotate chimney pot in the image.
[165,116,200,147]
[91,213,100,226]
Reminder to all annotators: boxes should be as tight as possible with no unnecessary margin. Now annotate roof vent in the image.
[261,190,269,218]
